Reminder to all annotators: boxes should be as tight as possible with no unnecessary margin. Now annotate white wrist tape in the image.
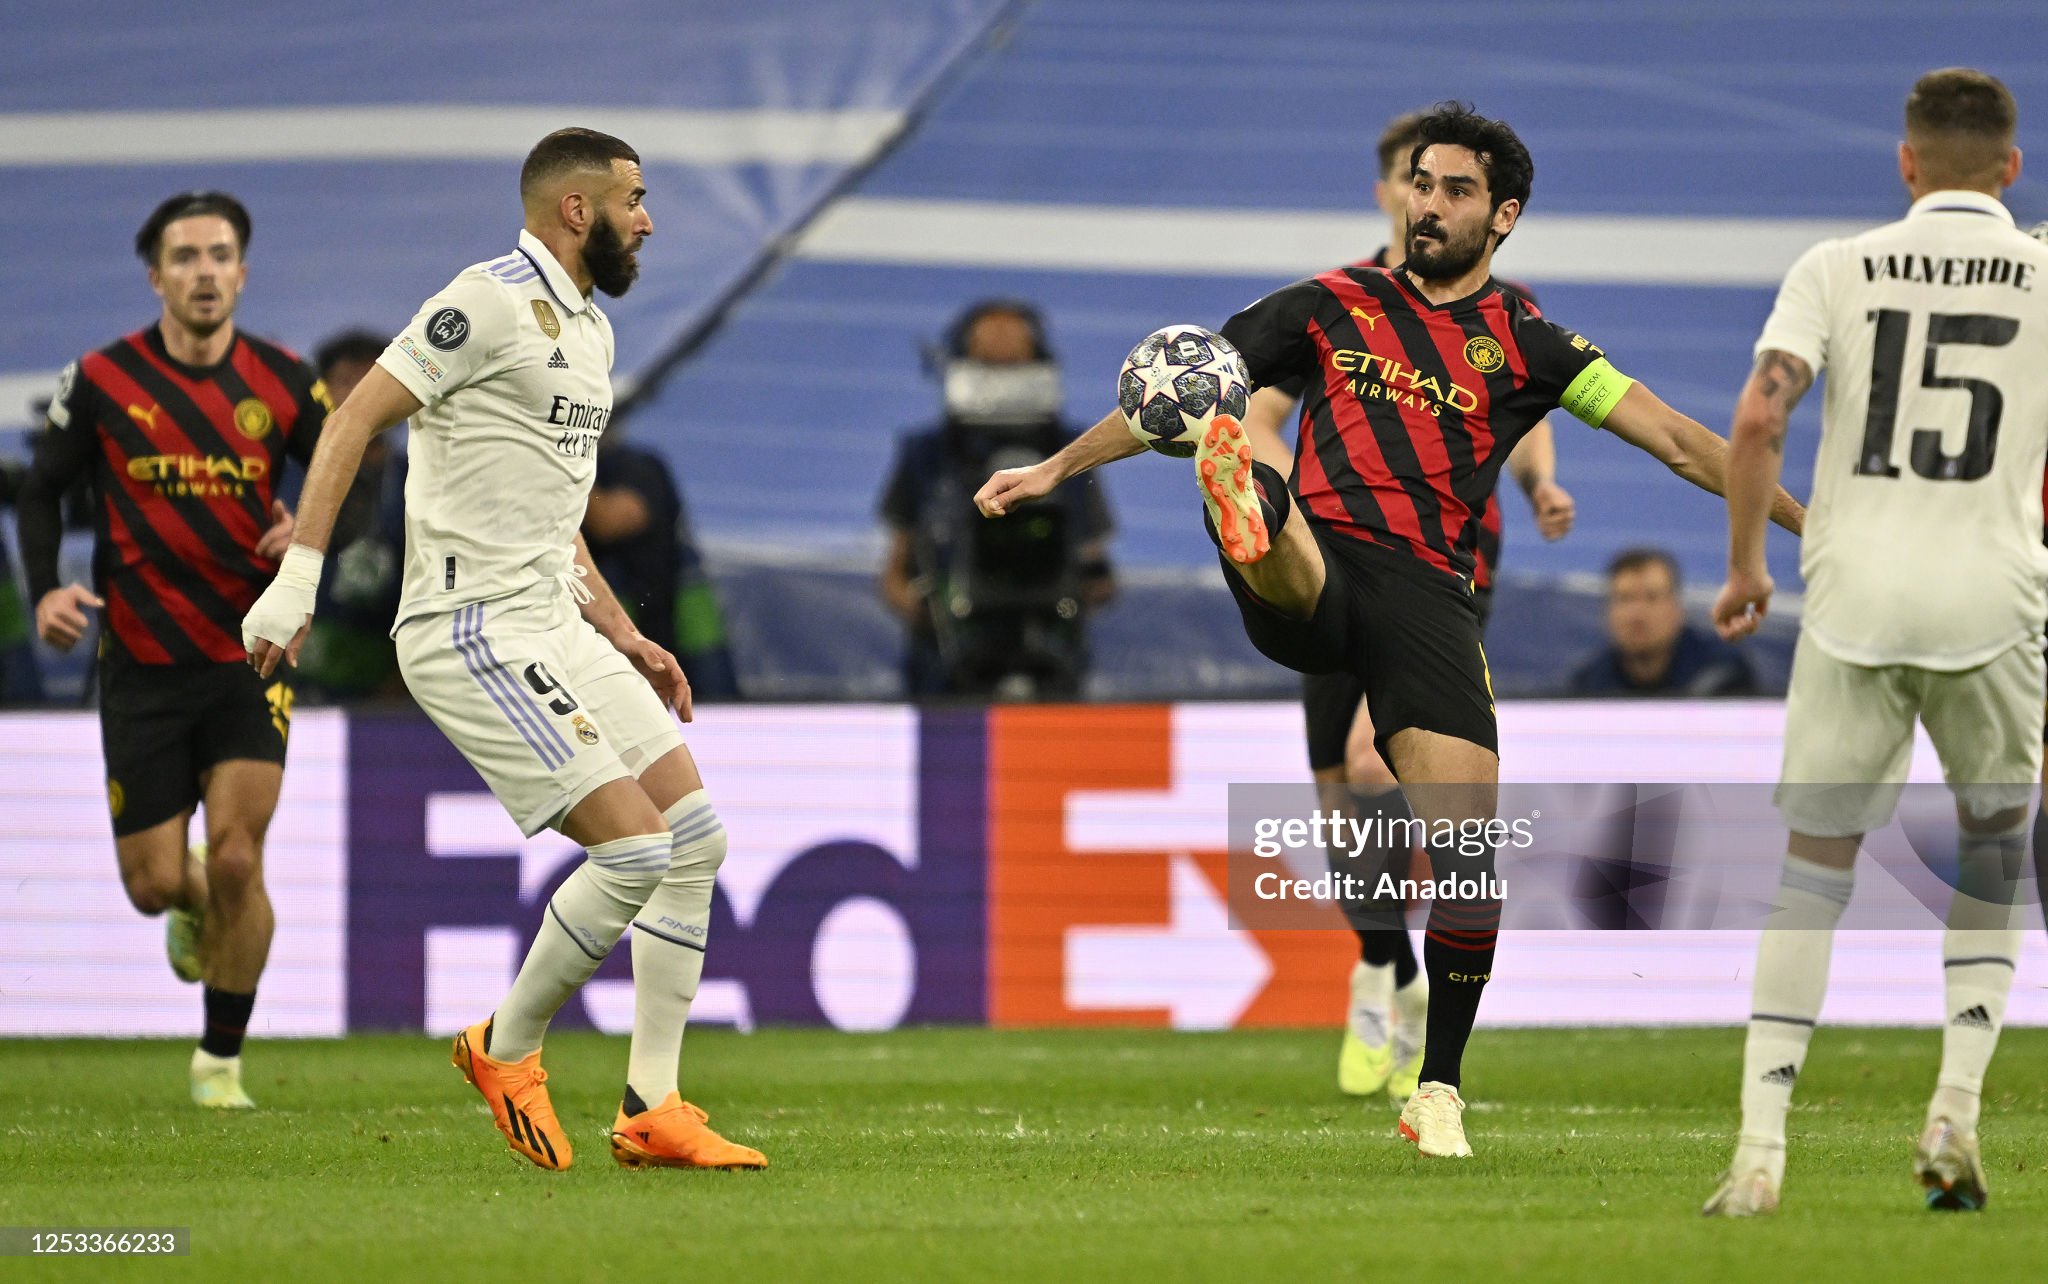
[241,544,324,653]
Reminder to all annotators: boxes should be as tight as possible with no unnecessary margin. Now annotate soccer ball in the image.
[1117,324,1251,458]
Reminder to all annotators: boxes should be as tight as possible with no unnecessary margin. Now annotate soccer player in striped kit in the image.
[19,191,324,1109]
[1240,109,1575,1107]
[979,102,1804,1158]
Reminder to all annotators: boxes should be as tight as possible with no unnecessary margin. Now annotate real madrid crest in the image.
[532,299,561,340]
[572,714,600,746]
[233,397,275,440]
[1463,336,1506,374]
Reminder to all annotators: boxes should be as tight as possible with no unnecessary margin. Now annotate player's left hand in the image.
[975,462,1058,517]
[622,634,693,722]
[243,544,323,676]
[255,500,295,559]
[1712,566,1774,642]
[1530,481,1575,541]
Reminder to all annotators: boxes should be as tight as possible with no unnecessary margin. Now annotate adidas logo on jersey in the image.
[547,348,570,370]
[1952,1004,1993,1030]
[1760,1063,1798,1087]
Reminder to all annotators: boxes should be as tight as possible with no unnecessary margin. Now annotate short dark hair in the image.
[1375,111,1429,181]
[520,127,640,200]
[1408,102,1534,238]
[313,329,388,379]
[1607,547,1680,590]
[945,298,1051,360]
[1905,68,2017,185]
[135,190,251,265]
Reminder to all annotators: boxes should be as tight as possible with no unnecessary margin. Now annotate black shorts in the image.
[99,655,291,837]
[1224,525,1495,764]
[1301,586,1493,771]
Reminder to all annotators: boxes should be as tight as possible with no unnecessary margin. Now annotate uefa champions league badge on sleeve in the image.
[426,308,470,351]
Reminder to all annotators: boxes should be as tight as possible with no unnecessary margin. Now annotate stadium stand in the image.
[3,2,2041,697]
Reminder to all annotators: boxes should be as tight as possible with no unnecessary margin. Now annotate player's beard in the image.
[585,212,641,298]
[170,284,235,338]
[1405,216,1489,281]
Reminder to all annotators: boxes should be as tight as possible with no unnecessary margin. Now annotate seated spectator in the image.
[583,430,740,699]
[295,330,409,700]
[878,299,1114,699]
[1571,548,1757,697]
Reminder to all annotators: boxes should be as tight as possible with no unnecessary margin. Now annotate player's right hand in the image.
[33,583,104,651]
[242,544,324,676]
[1712,566,1774,642]
[974,463,1057,517]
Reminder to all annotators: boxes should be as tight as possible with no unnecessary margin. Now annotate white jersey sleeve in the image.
[1754,241,1833,375]
[377,272,519,409]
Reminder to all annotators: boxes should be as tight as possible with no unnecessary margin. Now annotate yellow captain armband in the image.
[1559,357,1636,428]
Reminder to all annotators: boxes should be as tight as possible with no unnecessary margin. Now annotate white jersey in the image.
[1757,189,2048,669]
[376,229,615,629]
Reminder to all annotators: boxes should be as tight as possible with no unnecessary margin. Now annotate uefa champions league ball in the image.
[1117,324,1251,458]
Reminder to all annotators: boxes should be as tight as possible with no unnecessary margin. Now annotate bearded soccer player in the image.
[16,192,324,1108]
[979,102,1805,1157]
[244,128,764,1173]
[1240,109,1576,1105]
[1705,69,2046,1218]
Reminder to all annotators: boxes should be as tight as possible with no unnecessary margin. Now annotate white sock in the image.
[490,832,670,1061]
[1347,960,1393,1045]
[1391,966,1428,1061]
[1737,853,1853,1158]
[1934,828,2026,1132]
[626,791,728,1108]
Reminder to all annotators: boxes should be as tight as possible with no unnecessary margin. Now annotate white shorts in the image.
[396,584,687,836]
[1776,632,2044,837]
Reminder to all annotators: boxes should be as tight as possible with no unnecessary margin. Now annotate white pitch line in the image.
[795,196,1875,286]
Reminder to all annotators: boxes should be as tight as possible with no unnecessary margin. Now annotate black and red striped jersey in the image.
[25,324,327,663]
[1224,264,1604,584]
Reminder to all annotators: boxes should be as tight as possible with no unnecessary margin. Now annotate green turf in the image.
[3,1027,2046,1281]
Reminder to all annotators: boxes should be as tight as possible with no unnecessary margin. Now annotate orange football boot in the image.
[1196,415,1270,564]
[610,1093,767,1170]
[450,1018,572,1171]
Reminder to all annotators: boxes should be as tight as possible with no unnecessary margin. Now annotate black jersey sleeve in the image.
[288,362,334,467]
[1516,313,1635,429]
[17,362,97,604]
[1219,279,1322,394]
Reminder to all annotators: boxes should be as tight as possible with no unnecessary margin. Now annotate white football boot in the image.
[1702,1140,1784,1217]
[1915,1117,1988,1211]
[1397,1081,1472,1158]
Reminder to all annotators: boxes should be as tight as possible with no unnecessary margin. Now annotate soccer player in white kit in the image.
[1706,69,2047,1216]
[243,128,765,1172]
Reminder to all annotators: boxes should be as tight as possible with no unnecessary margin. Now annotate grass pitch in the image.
[4,1027,2047,1281]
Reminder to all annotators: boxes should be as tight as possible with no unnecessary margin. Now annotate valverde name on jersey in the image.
[1861,253,2036,289]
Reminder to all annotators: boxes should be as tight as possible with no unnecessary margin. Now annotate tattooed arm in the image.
[1713,348,1814,640]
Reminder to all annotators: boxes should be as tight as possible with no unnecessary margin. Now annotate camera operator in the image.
[877,300,1114,698]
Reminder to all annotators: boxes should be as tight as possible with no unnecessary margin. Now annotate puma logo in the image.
[1350,306,1384,331]
[126,402,166,433]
